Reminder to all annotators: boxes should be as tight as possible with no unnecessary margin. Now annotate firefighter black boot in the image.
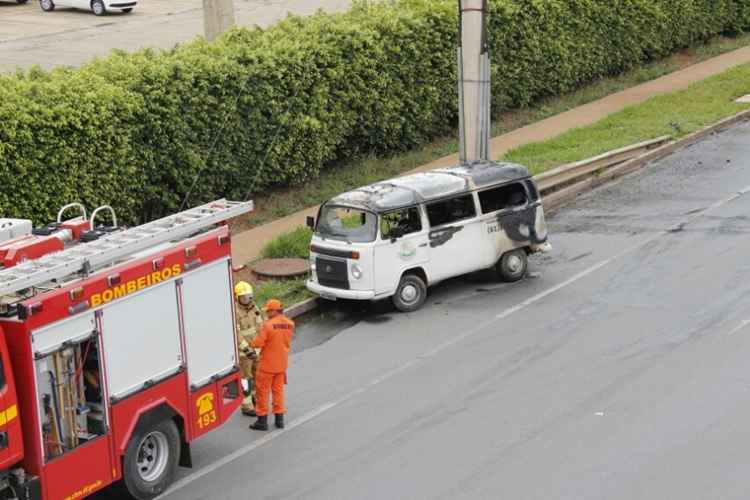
[275,414,285,429]
[249,415,268,431]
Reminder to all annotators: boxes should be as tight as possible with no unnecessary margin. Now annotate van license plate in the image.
[319,292,337,301]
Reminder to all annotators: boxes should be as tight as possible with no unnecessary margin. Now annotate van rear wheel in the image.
[494,248,528,282]
[392,274,427,312]
[121,419,180,499]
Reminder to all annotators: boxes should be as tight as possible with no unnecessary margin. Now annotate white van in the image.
[306,161,550,312]
[39,0,135,15]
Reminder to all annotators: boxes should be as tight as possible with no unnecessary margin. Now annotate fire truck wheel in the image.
[122,419,180,500]
[494,248,528,283]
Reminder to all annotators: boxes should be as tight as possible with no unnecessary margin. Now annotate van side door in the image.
[425,194,482,281]
[373,206,429,296]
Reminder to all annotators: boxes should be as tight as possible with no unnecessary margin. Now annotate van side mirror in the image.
[306,216,315,229]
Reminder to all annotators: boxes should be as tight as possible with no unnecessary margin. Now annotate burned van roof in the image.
[437,161,531,188]
[328,161,531,212]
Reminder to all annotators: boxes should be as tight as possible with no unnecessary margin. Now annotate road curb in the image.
[542,108,750,212]
[285,296,319,319]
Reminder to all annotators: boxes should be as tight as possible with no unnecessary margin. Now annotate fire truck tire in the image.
[121,419,180,500]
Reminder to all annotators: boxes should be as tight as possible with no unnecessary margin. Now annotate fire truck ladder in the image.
[0,199,253,297]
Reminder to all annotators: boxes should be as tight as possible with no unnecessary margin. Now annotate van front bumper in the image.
[306,280,376,301]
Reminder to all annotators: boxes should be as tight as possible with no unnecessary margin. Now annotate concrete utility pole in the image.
[458,0,491,165]
[203,0,236,41]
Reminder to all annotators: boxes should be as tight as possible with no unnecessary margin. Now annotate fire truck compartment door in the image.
[179,259,236,388]
[32,313,96,357]
[102,281,182,399]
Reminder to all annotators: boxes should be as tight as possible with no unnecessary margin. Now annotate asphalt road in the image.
[122,121,750,500]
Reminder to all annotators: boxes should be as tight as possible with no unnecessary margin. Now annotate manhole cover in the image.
[251,258,309,280]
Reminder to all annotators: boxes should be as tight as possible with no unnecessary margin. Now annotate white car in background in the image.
[39,0,136,15]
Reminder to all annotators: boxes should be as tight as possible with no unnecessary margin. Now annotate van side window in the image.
[426,195,477,227]
[478,183,528,214]
[381,207,422,239]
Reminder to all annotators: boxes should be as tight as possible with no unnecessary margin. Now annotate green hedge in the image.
[1,0,748,224]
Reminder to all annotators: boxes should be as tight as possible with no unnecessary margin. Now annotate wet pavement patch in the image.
[362,315,392,324]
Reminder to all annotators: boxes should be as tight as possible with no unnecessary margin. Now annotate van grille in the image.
[316,258,349,290]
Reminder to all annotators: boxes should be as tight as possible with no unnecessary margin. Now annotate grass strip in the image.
[506,64,750,172]
[255,278,314,309]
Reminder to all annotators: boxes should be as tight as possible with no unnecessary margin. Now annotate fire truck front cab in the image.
[0,327,28,496]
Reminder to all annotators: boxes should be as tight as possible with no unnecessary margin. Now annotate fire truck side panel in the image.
[100,282,183,401]
[188,371,241,439]
[110,372,189,461]
[42,437,111,500]
[0,325,24,472]
[179,258,236,389]
[30,314,95,360]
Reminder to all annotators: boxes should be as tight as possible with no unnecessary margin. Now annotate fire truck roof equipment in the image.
[0,199,252,298]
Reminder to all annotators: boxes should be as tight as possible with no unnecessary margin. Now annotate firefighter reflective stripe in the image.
[0,404,18,426]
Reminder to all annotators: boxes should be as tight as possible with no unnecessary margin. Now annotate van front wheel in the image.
[494,249,528,282]
[392,274,427,312]
[91,0,106,15]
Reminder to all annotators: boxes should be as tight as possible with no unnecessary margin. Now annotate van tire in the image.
[494,248,528,282]
[39,0,54,11]
[121,419,180,499]
[91,0,105,15]
[392,274,427,312]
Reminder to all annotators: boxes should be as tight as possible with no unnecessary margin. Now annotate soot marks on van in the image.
[429,226,463,247]
[497,205,547,244]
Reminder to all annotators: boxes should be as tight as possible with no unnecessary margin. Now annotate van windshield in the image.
[316,205,377,243]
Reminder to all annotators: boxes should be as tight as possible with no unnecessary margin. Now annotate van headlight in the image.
[351,263,363,280]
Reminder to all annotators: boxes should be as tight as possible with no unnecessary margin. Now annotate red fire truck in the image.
[0,199,252,500]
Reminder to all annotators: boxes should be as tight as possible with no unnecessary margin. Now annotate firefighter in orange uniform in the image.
[249,299,295,431]
[234,281,265,416]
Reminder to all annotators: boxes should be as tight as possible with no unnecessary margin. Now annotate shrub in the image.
[1,0,748,224]
[260,226,313,259]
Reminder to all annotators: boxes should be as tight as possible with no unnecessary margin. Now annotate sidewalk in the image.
[231,44,750,264]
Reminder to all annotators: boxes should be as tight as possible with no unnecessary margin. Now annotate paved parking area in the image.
[0,0,352,72]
